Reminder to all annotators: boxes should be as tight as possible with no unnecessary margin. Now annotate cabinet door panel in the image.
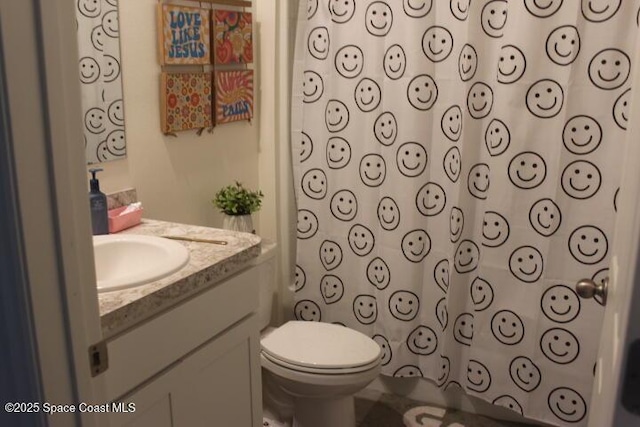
[173,340,253,427]
[112,315,262,427]
[122,395,173,427]
[110,381,174,427]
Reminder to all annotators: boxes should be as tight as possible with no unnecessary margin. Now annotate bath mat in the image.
[403,406,446,427]
[262,417,286,427]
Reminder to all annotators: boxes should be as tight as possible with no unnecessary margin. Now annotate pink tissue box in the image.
[108,206,143,233]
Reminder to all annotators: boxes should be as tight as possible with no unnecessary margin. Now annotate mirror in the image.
[76,0,126,164]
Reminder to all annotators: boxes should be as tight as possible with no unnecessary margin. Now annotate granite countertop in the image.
[98,219,262,340]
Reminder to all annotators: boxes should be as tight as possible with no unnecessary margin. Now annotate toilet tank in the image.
[247,239,278,330]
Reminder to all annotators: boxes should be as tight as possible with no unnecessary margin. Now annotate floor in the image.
[263,389,538,427]
[354,389,535,427]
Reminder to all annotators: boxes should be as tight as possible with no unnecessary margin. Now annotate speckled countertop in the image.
[98,219,261,340]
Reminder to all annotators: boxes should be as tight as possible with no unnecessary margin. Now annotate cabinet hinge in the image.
[89,341,109,377]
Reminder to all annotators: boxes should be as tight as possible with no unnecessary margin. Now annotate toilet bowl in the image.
[261,321,381,427]
[249,242,382,427]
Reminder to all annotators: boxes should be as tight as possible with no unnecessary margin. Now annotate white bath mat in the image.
[262,417,287,427]
[403,406,447,427]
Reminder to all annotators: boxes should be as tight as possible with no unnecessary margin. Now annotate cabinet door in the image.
[172,316,262,427]
[109,375,174,427]
[110,315,262,427]
[117,396,172,427]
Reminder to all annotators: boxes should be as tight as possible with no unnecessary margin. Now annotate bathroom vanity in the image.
[97,220,263,427]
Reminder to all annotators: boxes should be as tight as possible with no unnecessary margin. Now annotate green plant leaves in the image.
[213,181,263,215]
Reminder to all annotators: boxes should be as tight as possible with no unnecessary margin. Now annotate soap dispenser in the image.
[88,168,109,235]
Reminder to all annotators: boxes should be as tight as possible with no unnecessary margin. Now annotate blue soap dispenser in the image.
[88,168,109,235]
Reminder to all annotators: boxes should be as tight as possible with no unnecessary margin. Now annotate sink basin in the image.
[93,234,190,293]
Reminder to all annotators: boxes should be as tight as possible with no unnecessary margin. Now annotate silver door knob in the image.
[575,277,608,305]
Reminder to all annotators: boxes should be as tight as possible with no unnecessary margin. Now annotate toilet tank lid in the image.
[261,321,381,369]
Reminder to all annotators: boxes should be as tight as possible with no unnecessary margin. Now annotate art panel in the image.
[213,10,253,65]
[160,72,213,133]
[157,4,211,65]
[214,70,254,124]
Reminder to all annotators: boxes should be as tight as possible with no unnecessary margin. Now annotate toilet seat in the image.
[261,321,381,374]
[262,350,381,375]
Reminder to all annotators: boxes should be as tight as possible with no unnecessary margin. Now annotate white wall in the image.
[93,0,275,234]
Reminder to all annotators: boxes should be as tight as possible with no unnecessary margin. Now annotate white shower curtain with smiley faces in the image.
[76,0,126,164]
[291,1,638,425]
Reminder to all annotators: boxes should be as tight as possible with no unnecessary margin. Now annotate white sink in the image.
[93,234,190,293]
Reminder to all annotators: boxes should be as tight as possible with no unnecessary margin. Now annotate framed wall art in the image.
[160,72,213,133]
[213,10,253,65]
[157,4,211,65]
[214,70,254,124]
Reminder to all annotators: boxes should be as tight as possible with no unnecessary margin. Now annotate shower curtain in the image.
[291,1,638,425]
[76,0,126,164]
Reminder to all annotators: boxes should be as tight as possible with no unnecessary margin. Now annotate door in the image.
[586,29,640,427]
[0,0,108,425]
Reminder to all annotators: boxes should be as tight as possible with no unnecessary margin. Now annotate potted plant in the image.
[213,181,263,233]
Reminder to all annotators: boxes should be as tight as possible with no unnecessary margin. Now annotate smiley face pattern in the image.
[292,1,639,426]
[76,0,126,164]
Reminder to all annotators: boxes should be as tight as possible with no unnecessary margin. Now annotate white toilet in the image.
[251,242,382,427]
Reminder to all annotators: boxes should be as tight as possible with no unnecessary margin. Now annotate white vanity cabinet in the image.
[105,266,262,427]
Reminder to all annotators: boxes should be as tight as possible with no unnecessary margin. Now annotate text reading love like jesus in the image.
[159,5,211,65]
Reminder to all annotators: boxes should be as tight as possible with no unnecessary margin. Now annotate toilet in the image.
[251,241,382,427]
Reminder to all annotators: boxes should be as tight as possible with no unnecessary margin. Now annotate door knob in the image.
[575,277,608,305]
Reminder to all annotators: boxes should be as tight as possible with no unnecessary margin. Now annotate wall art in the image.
[157,4,211,65]
[160,72,213,133]
[214,70,254,124]
[213,10,253,65]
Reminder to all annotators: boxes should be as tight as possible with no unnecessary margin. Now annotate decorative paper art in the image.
[160,72,213,133]
[157,4,211,65]
[213,10,253,65]
[215,70,254,124]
